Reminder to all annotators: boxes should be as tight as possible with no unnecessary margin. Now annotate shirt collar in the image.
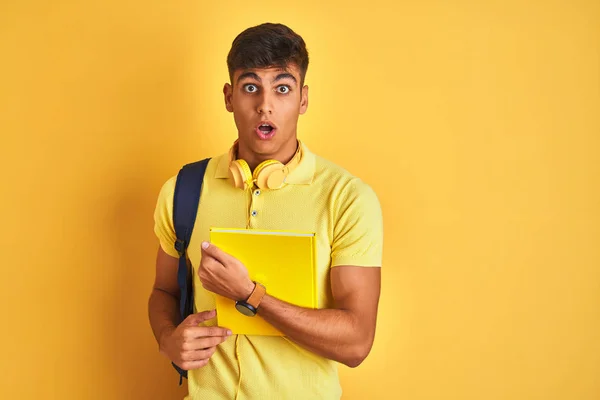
[214,140,315,185]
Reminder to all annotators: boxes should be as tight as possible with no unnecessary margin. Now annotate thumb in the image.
[201,241,227,262]
[183,309,216,326]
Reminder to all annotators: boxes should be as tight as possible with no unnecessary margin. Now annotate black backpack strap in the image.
[171,157,211,384]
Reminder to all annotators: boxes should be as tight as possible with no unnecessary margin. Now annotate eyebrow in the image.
[237,72,261,83]
[272,73,297,85]
[237,71,298,85]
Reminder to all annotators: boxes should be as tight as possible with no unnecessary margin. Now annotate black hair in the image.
[227,23,309,85]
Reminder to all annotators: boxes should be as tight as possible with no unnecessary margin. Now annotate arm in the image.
[148,246,231,370]
[198,179,383,367]
[147,246,181,348]
[199,242,381,368]
[150,176,231,370]
[257,265,381,368]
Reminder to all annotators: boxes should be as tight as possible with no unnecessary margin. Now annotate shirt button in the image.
[254,190,261,196]
[251,210,258,217]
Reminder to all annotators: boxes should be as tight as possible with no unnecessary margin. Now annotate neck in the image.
[237,138,299,172]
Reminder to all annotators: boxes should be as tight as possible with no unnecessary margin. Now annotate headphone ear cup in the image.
[229,159,253,190]
[266,169,287,189]
[254,160,285,189]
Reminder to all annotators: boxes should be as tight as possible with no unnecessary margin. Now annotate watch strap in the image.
[246,282,266,309]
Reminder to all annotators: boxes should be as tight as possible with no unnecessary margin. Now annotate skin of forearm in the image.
[148,288,180,348]
[257,294,370,367]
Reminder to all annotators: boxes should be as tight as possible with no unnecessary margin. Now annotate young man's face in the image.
[223,63,308,160]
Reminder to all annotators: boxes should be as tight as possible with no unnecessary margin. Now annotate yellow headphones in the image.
[228,140,303,190]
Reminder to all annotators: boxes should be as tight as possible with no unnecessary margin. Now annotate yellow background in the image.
[1,1,598,399]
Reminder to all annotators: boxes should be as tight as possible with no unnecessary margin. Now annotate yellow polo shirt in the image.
[153,140,383,400]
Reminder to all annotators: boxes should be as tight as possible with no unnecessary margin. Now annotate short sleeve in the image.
[331,179,384,268]
[153,175,180,258]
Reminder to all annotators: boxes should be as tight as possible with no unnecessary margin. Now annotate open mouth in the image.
[256,122,277,139]
[259,123,274,134]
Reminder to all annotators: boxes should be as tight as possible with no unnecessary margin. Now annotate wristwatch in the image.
[235,282,266,317]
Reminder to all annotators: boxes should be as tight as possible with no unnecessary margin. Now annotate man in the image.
[148,22,383,399]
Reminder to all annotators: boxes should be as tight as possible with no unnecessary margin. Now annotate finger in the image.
[202,255,220,270]
[185,335,230,350]
[199,252,215,264]
[183,346,217,362]
[201,241,229,263]
[179,358,210,371]
[183,309,217,326]
[184,325,232,339]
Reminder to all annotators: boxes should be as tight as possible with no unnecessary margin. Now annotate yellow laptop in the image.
[209,227,317,336]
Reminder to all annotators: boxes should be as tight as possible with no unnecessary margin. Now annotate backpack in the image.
[171,157,211,385]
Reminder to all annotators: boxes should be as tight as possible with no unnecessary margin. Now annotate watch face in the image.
[235,301,257,317]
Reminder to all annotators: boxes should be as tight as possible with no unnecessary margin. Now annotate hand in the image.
[198,241,255,301]
[159,309,231,371]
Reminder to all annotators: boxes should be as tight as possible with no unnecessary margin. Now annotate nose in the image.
[257,91,273,114]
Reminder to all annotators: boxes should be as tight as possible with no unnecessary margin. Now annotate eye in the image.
[276,85,291,94]
[244,84,258,93]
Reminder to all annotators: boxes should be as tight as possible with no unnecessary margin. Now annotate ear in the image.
[223,83,233,113]
[299,85,309,115]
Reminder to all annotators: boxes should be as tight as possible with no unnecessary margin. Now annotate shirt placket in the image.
[248,187,263,229]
